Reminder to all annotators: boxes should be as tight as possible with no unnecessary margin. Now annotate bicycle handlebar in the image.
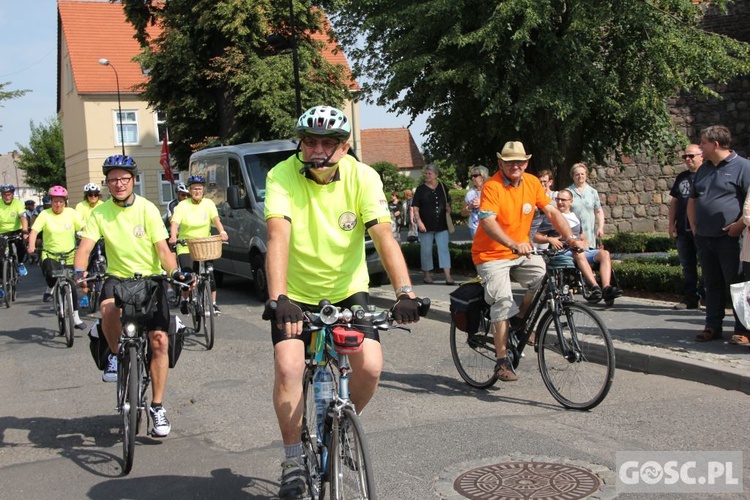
[512,246,584,257]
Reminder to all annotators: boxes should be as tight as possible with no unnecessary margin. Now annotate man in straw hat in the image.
[471,141,585,381]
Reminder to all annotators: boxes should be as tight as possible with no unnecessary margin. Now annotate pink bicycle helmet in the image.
[48,185,68,198]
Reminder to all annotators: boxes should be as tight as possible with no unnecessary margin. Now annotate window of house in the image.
[158,171,183,205]
[155,110,168,145]
[133,173,144,197]
[114,110,138,146]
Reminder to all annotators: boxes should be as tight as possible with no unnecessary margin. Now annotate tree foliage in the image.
[323,0,750,181]
[370,161,415,193]
[118,0,352,168]
[15,117,66,190]
[0,82,29,131]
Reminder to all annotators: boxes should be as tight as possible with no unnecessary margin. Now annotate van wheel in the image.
[251,254,269,302]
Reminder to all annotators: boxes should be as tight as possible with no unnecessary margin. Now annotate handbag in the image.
[441,183,455,234]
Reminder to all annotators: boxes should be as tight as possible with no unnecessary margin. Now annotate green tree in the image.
[0,82,29,131]
[15,117,66,190]
[324,0,750,176]
[118,0,352,168]
[370,161,415,194]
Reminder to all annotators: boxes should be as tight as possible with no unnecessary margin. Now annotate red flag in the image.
[160,131,175,184]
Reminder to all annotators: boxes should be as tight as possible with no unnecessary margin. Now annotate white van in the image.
[188,140,386,301]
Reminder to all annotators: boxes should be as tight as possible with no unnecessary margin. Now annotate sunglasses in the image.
[471,174,483,178]
[682,154,699,160]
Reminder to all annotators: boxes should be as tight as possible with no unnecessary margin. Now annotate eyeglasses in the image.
[301,137,341,151]
[682,154,699,160]
[106,176,133,186]
[557,198,572,202]
[471,174,483,178]
[87,193,100,197]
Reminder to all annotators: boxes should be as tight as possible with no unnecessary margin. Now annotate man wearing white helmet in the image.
[165,183,190,226]
[263,105,425,499]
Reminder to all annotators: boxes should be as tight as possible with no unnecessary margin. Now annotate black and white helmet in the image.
[295,106,351,139]
[84,182,101,194]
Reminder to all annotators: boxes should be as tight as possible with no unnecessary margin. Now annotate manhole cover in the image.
[454,461,602,500]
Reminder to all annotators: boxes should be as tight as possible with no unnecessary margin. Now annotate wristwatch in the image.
[395,285,413,297]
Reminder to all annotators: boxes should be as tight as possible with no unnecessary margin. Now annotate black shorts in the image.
[271,292,380,346]
[100,276,170,332]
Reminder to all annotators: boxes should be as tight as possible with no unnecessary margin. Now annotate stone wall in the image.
[588,1,750,235]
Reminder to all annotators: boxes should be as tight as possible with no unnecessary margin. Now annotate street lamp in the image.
[98,58,127,156]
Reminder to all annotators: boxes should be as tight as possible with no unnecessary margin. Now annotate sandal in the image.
[729,334,750,345]
[695,328,723,342]
[423,275,434,284]
[445,281,456,286]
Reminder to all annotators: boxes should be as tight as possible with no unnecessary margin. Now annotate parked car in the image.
[188,140,386,301]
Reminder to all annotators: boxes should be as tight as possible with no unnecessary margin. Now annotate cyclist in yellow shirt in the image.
[168,175,228,315]
[27,185,87,330]
[0,184,29,281]
[74,155,192,438]
[75,183,104,222]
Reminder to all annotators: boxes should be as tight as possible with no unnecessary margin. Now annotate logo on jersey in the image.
[64,223,73,230]
[522,203,533,215]
[133,225,146,238]
[339,212,358,231]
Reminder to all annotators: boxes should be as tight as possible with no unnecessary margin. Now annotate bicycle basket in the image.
[332,326,365,354]
[449,280,486,334]
[113,278,161,323]
[186,235,223,261]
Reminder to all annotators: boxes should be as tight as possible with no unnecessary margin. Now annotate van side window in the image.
[228,157,247,201]
[245,151,291,202]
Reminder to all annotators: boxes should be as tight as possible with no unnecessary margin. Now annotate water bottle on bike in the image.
[312,365,333,441]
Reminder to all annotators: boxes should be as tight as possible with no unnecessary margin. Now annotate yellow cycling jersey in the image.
[82,195,168,278]
[0,198,24,233]
[75,199,104,223]
[171,198,218,256]
[265,154,390,304]
[31,208,84,261]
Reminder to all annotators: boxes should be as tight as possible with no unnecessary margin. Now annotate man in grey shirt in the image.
[687,125,750,342]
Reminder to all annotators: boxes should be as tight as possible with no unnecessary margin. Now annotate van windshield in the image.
[245,150,294,201]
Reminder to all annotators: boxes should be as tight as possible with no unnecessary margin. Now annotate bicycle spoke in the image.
[330,408,375,500]
[450,315,497,389]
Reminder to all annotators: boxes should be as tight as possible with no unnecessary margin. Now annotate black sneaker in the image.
[212,304,221,316]
[588,286,602,301]
[279,458,307,499]
[43,292,53,303]
[149,405,171,437]
[179,300,188,315]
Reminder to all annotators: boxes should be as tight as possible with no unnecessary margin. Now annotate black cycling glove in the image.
[391,295,420,323]
[262,294,304,324]
[171,269,195,286]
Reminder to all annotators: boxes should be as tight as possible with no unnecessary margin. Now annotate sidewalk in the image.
[369,270,750,395]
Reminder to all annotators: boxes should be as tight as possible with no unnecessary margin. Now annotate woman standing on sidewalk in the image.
[412,164,454,285]
[461,166,489,239]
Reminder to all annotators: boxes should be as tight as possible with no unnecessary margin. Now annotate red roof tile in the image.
[361,128,425,169]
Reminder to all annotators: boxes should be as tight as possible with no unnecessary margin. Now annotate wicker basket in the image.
[186,235,223,261]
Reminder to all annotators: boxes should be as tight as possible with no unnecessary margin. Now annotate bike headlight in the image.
[320,304,338,325]
[125,323,137,338]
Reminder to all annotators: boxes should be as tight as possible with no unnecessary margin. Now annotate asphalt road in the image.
[0,269,748,499]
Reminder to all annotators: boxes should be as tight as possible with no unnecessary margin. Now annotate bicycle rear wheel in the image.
[329,407,376,500]
[449,311,497,389]
[2,258,11,308]
[119,345,139,475]
[536,303,615,410]
[200,280,215,350]
[63,285,75,348]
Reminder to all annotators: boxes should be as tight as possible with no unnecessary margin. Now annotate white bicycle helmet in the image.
[176,183,189,194]
[84,182,101,194]
[295,106,351,139]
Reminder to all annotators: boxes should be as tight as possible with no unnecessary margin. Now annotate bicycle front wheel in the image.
[200,281,215,350]
[63,285,75,348]
[2,258,11,308]
[120,345,139,475]
[449,313,497,389]
[329,407,376,500]
[301,365,324,499]
[536,303,615,410]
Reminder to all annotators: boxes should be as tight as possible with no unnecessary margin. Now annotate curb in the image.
[369,289,750,396]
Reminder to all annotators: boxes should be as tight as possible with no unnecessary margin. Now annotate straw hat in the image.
[496,141,532,161]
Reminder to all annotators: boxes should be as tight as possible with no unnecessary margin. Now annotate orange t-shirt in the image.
[472,172,551,264]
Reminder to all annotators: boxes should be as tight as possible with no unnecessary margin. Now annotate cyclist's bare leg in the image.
[273,339,306,444]
[148,329,169,404]
[101,298,121,353]
[594,250,613,288]
[347,339,383,413]
[492,319,509,359]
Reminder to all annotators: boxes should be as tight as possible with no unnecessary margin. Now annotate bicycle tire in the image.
[536,302,615,410]
[121,345,138,475]
[2,258,10,308]
[190,286,202,333]
[449,312,498,389]
[201,280,215,350]
[10,257,17,302]
[301,365,324,499]
[63,284,75,348]
[329,407,376,500]
[54,285,65,337]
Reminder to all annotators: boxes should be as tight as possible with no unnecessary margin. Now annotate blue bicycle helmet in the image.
[102,154,138,175]
[0,184,16,193]
[187,175,206,186]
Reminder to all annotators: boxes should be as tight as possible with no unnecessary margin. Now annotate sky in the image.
[0,0,427,155]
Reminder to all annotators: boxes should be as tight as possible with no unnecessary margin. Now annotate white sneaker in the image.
[149,405,171,437]
[102,354,118,382]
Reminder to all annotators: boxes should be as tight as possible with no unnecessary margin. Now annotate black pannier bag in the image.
[167,314,186,369]
[113,278,161,323]
[449,280,486,334]
[88,320,111,370]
